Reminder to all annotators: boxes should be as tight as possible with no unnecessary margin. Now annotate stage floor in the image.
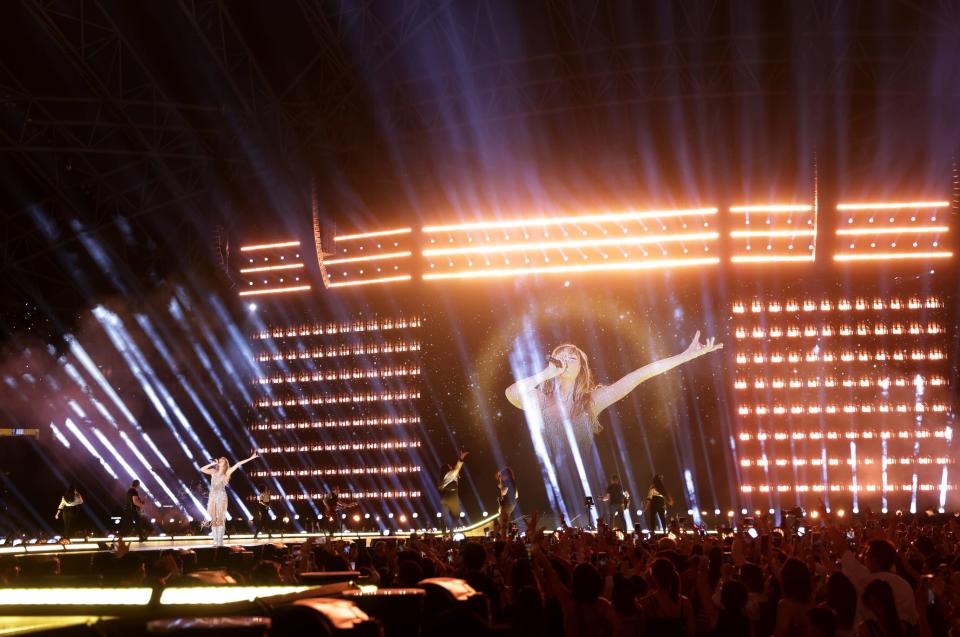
[0,514,499,556]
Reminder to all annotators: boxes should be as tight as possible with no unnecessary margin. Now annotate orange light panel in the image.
[422,257,719,280]
[333,228,412,242]
[240,241,301,252]
[238,285,311,297]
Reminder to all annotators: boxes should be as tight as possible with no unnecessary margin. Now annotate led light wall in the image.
[324,228,414,288]
[239,241,311,296]
[733,296,955,512]
[249,316,423,506]
[421,208,719,280]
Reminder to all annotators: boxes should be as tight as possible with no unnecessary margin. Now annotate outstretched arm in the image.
[199,461,218,475]
[450,450,470,479]
[590,331,722,414]
[228,451,259,475]
[505,362,564,409]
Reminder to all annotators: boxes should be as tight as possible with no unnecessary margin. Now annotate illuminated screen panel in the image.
[729,204,817,263]
[733,295,955,512]
[421,208,720,280]
[238,240,311,297]
[326,228,414,288]
[249,316,423,507]
[833,201,952,262]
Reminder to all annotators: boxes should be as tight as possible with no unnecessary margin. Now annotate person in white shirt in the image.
[839,537,919,628]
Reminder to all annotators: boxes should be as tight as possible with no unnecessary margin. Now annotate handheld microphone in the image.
[547,356,565,368]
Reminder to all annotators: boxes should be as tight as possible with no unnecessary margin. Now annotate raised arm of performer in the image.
[590,331,722,414]
[504,360,566,408]
[440,450,469,488]
[199,460,218,475]
[227,451,259,476]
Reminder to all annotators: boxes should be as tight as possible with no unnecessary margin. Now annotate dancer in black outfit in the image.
[495,467,518,534]
[254,483,272,539]
[438,450,469,537]
[602,475,629,531]
[645,474,672,532]
[119,480,148,541]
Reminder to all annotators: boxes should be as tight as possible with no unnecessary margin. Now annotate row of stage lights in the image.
[254,318,421,341]
[741,457,954,467]
[255,390,420,408]
[254,366,421,384]
[238,241,311,297]
[281,491,422,500]
[256,341,421,362]
[732,297,943,313]
[737,403,949,415]
[237,202,951,294]
[734,323,944,339]
[739,429,951,441]
[250,416,421,431]
[741,484,952,493]
[734,350,947,364]
[257,440,421,452]
[734,376,947,389]
[251,466,421,477]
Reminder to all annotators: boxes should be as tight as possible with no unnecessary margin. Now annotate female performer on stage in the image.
[505,331,721,524]
[200,452,258,546]
[645,474,672,532]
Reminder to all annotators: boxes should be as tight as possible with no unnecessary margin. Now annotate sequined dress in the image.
[532,389,605,524]
[207,473,229,527]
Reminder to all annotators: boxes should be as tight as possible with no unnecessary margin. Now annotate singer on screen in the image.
[505,331,722,524]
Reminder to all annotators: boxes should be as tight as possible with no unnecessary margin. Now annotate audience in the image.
[3,509,960,637]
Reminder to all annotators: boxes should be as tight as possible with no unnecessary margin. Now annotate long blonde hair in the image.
[540,343,603,433]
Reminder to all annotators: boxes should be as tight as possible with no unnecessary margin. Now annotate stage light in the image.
[257,441,421,453]
[730,255,814,263]
[836,201,949,210]
[422,232,718,256]
[255,366,421,384]
[240,240,301,252]
[0,588,154,605]
[422,257,720,280]
[248,303,257,312]
[730,230,816,238]
[422,208,717,233]
[252,416,421,431]
[253,466,421,477]
[324,251,412,265]
[238,284,311,297]
[836,226,949,236]
[833,252,952,261]
[399,515,407,523]
[239,263,305,273]
[352,514,361,522]
[334,228,412,241]
[730,204,813,213]
[258,341,421,362]
[160,587,309,605]
[741,509,748,515]
[328,274,412,288]
[256,389,420,407]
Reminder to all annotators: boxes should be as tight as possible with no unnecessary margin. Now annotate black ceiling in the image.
[1,0,958,324]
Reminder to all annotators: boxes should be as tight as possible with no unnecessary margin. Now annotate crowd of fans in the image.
[2,509,959,637]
